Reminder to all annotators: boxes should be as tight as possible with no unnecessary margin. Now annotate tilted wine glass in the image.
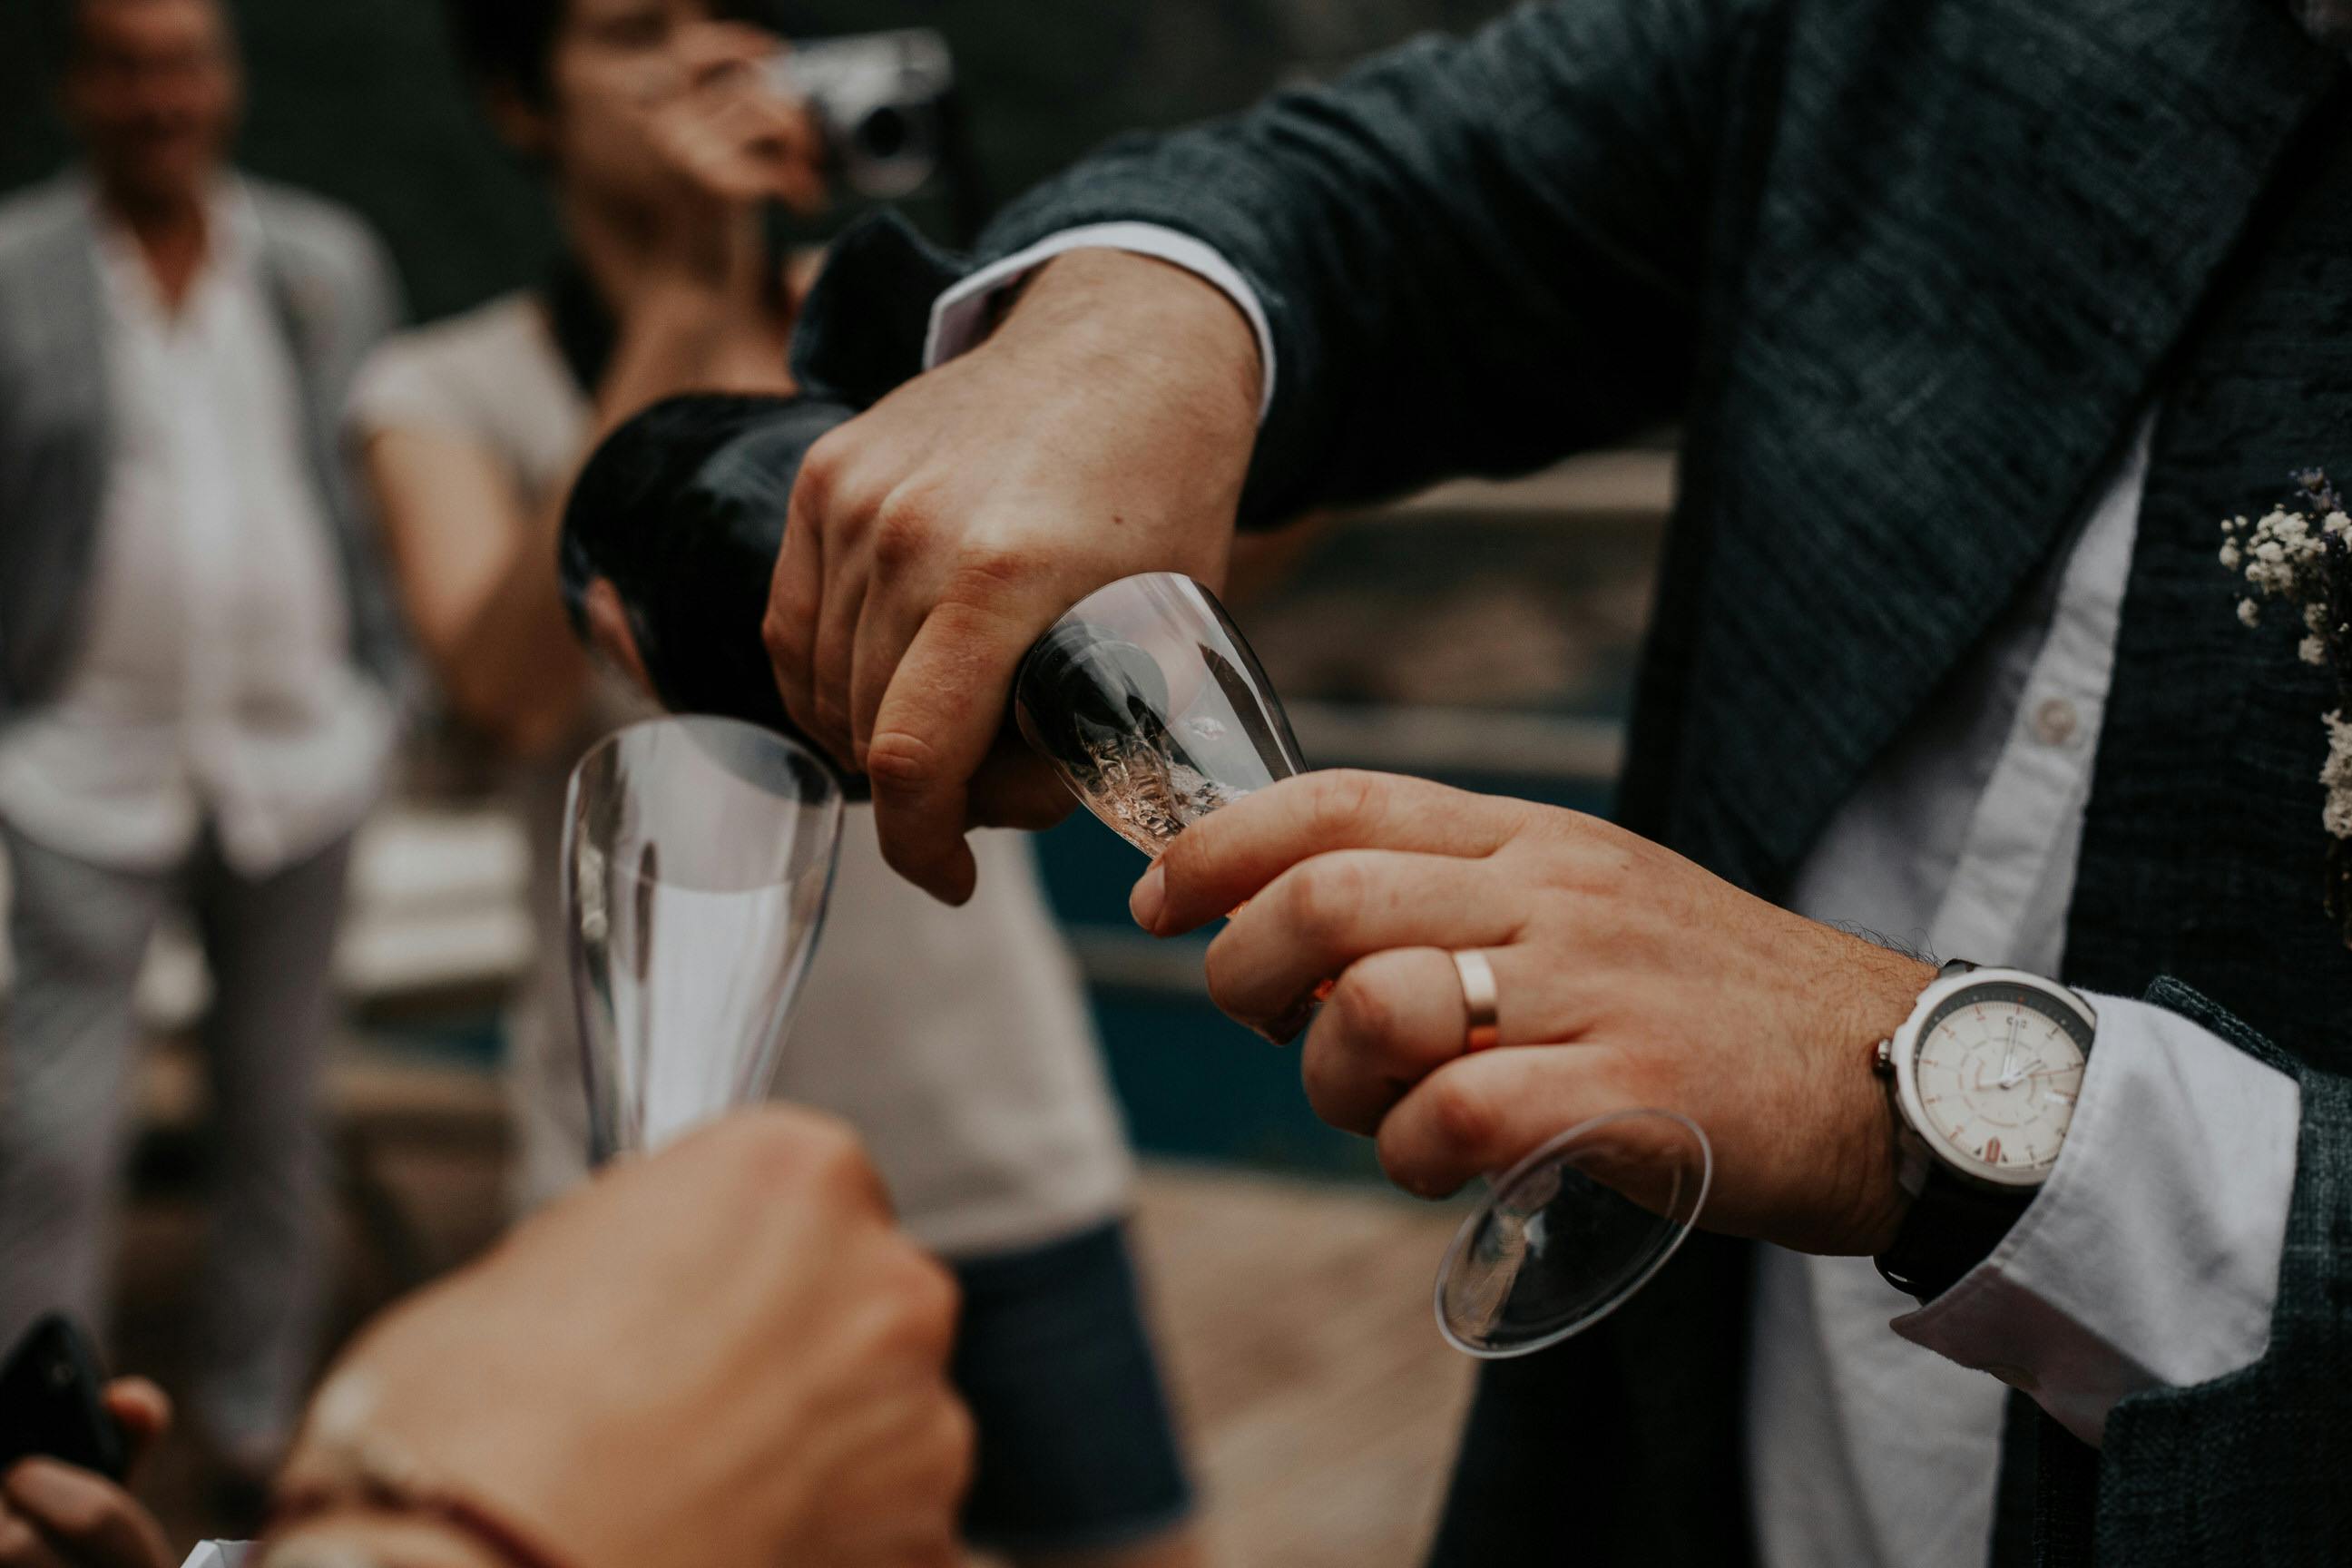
[1014,573,1711,1357]
[564,715,844,1164]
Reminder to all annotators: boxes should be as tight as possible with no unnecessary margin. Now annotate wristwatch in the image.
[1871,960,2097,1300]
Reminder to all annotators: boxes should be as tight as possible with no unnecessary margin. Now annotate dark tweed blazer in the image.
[787,0,2352,1559]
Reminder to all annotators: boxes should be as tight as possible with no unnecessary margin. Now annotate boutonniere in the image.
[2221,469,2352,945]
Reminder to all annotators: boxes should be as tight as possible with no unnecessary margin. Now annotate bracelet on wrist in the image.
[264,1375,576,1568]
[267,1486,573,1568]
[261,1507,508,1568]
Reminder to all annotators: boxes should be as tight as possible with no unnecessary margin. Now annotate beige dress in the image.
[350,293,1135,1256]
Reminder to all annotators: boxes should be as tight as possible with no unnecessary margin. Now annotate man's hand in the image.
[765,248,1263,902]
[281,1109,972,1568]
[0,1381,174,1568]
[1134,770,1938,1256]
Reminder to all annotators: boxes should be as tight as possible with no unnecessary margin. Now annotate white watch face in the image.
[1908,981,2092,1181]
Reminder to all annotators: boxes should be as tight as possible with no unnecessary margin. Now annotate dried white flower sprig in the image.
[2221,469,2352,944]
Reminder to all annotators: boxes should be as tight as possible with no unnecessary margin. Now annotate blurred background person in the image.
[0,0,401,1502]
[0,1,1568,1559]
[348,4,1205,1563]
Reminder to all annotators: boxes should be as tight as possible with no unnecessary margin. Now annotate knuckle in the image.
[1307,769,1387,841]
[791,428,850,515]
[942,543,1027,606]
[863,729,944,796]
[1156,824,1222,906]
[869,494,937,577]
[1297,1034,1360,1128]
[803,1121,880,1199]
[1286,858,1364,948]
[1422,1073,1496,1162]
[761,601,805,670]
[1326,965,1402,1051]
[722,1107,867,1195]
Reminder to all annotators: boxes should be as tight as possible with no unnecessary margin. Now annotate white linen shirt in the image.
[0,183,392,878]
[927,235,2302,1565]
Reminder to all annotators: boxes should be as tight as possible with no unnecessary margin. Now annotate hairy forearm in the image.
[969,0,1741,519]
[995,248,1263,445]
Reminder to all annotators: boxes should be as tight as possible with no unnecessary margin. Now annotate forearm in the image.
[436,497,592,760]
[973,0,1753,521]
[991,248,1263,454]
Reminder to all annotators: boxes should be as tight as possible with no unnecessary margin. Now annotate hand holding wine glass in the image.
[279,1110,970,1568]
[1134,767,1938,1259]
[1016,575,1717,1355]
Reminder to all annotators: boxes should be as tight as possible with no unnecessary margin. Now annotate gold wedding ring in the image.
[1453,949,1501,1053]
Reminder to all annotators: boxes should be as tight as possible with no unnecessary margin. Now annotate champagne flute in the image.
[1014,573,1710,1357]
[564,715,845,1164]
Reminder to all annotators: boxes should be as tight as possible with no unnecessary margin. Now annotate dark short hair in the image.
[439,0,569,103]
[61,0,235,67]
[562,390,857,735]
[441,0,769,105]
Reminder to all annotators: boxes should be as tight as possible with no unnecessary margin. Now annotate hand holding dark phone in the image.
[0,1315,128,1482]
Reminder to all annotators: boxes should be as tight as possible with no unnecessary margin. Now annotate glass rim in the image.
[1043,570,1220,629]
[572,710,841,775]
[1433,1107,1713,1360]
[565,713,846,894]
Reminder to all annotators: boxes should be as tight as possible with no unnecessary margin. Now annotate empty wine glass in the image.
[564,715,844,1164]
[1014,573,1711,1357]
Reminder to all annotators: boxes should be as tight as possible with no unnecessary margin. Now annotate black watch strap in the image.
[1875,1167,2032,1302]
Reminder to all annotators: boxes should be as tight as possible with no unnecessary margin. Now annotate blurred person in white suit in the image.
[0,0,402,1483]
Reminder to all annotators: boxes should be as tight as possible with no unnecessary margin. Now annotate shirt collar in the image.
[81,169,260,319]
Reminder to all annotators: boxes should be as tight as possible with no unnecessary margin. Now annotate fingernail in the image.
[1259,995,1318,1046]
[1129,863,1166,931]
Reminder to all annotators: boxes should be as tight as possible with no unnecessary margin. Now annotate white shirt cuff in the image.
[1891,992,2300,1446]
[922,222,1277,420]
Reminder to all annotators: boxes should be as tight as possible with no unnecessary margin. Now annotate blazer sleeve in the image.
[790,0,1769,526]
[970,0,1766,524]
[2088,978,2352,1560]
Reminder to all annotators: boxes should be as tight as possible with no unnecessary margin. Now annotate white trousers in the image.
[0,820,352,1456]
